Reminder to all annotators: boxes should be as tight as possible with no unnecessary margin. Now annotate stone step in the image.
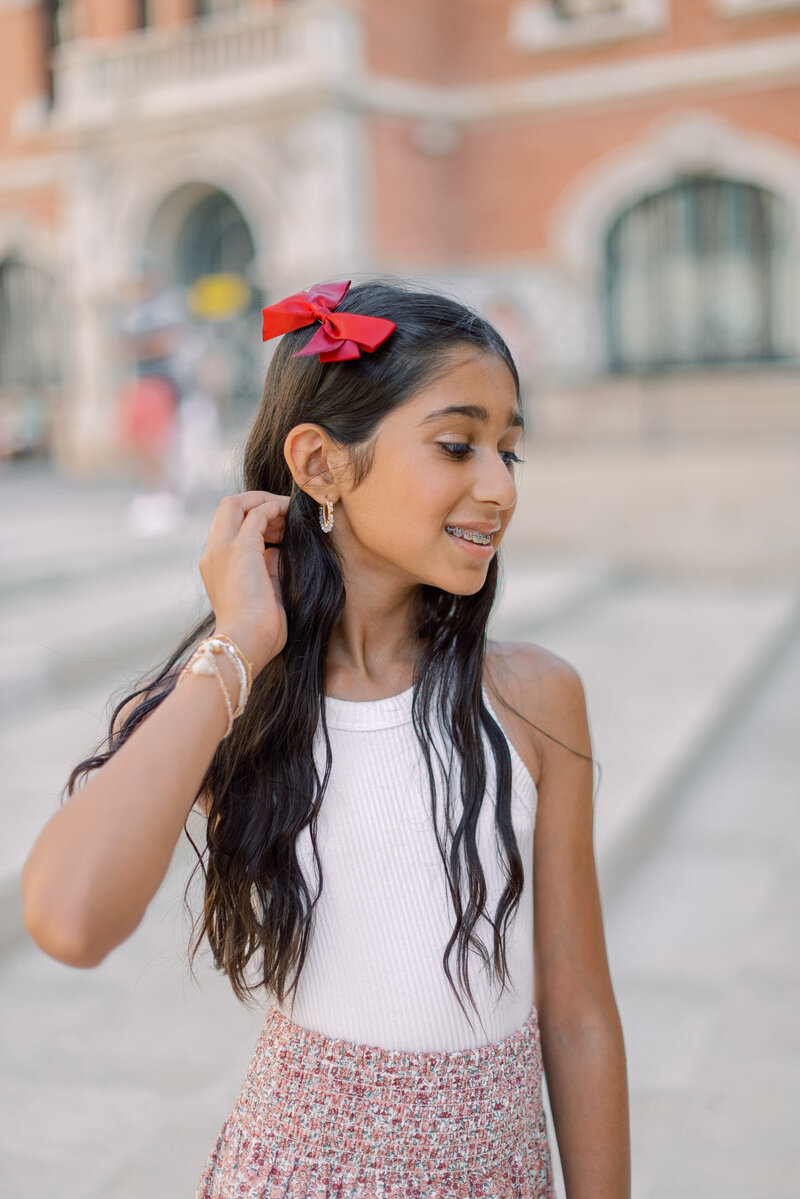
[0,557,208,712]
[489,571,800,896]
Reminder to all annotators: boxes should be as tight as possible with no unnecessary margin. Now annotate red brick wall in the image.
[370,77,800,266]
[362,0,455,82]
[0,6,47,153]
[397,0,800,84]
[365,0,800,265]
[0,186,61,232]
[369,121,457,263]
[81,0,145,38]
[455,86,800,261]
[152,0,197,28]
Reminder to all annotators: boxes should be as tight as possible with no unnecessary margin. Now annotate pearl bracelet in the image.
[210,634,253,717]
[176,635,253,738]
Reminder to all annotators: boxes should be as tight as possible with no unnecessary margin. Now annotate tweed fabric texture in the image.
[196,1003,555,1197]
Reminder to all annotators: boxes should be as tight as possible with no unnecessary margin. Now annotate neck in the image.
[325,572,422,701]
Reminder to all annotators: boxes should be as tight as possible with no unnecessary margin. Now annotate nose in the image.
[472,449,518,511]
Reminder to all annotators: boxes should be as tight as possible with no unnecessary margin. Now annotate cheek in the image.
[356,460,454,547]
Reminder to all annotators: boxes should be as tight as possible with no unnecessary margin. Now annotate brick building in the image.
[1,0,799,468]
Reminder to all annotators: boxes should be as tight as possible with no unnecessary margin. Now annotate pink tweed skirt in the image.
[196,1003,556,1198]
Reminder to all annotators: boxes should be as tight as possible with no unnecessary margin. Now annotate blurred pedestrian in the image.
[115,277,187,535]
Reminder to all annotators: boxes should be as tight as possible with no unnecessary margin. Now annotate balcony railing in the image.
[51,2,361,129]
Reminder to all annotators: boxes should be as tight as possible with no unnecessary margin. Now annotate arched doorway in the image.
[142,182,257,285]
[139,183,264,431]
[605,177,789,372]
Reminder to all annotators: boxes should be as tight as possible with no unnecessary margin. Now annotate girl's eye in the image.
[439,442,473,460]
[439,442,524,467]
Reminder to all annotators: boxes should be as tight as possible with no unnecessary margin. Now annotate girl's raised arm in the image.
[20,491,288,970]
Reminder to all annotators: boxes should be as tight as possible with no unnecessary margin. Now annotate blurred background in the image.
[1,1,799,1196]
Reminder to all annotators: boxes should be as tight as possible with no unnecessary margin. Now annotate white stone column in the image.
[60,152,118,475]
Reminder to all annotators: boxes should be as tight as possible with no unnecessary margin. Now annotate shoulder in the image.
[484,639,591,788]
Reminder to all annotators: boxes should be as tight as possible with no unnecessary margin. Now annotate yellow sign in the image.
[187,273,251,321]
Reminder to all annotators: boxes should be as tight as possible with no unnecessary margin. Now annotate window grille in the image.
[606,178,786,371]
[0,259,63,390]
[553,0,626,18]
[195,0,245,17]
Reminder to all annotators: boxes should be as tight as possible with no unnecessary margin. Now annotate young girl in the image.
[21,280,630,1198]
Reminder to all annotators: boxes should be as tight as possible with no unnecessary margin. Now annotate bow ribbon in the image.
[261,280,396,362]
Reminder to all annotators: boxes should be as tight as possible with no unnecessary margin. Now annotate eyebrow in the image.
[418,404,524,429]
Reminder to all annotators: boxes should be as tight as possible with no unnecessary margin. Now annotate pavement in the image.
[1,457,798,1197]
[605,611,800,1199]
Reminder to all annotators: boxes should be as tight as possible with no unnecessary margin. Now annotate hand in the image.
[198,490,290,675]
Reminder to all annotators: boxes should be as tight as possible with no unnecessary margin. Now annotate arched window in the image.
[0,257,63,389]
[606,177,788,371]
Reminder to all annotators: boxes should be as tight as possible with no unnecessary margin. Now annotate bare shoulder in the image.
[484,639,591,788]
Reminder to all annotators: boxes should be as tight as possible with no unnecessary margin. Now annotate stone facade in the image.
[1,0,799,468]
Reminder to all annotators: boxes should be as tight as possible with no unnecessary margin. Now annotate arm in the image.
[527,651,631,1198]
[21,647,241,968]
[21,490,288,969]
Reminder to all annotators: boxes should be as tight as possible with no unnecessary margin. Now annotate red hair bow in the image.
[261,280,396,362]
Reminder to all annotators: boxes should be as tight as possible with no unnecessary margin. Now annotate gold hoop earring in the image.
[318,497,334,533]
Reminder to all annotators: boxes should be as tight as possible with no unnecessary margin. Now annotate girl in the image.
[21,280,630,1198]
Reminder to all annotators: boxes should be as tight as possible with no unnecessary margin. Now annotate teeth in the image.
[446,526,492,545]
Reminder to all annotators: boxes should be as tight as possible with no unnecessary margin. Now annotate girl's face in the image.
[335,348,522,596]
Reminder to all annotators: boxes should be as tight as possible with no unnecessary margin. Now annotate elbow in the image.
[536,979,624,1047]
[23,908,109,968]
[21,869,111,969]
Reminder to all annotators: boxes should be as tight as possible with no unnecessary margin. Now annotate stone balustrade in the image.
[51,1,361,128]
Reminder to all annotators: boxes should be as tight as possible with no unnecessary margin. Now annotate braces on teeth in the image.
[446,526,493,544]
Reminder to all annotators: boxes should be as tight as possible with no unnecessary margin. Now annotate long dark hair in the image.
[65,279,592,1038]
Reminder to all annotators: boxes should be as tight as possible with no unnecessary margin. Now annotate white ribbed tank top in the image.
[271,682,538,1052]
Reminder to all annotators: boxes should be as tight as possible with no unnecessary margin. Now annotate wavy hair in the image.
[64,279,593,1039]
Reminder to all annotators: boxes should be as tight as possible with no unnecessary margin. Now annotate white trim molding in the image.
[713,0,800,16]
[551,110,800,280]
[509,0,669,54]
[0,153,64,193]
[100,134,285,291]
[357,34,800,125]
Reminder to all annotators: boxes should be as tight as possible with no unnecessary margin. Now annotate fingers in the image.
[210,491,290,542]
[240,502,287,548]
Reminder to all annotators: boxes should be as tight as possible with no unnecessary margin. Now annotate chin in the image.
[426,569,492,597]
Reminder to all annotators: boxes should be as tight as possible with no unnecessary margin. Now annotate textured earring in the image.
[318,497,334,533]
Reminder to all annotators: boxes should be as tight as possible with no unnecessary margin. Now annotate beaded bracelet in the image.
[211,633,253,718]
[175,635,253,738]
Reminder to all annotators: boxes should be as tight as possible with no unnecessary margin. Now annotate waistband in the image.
[271,1001,541,1063]
[201,1003,555,1197]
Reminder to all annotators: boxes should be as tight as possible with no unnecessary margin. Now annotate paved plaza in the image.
[1,458,798,1197]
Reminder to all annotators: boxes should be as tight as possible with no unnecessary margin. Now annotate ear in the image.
[283,423,342,503]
